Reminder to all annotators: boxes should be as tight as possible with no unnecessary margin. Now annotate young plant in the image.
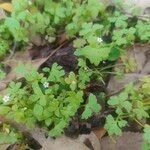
[0,63,101,137]
[105,76,150,148]
[0,0,149,147]
[0,123,23,144]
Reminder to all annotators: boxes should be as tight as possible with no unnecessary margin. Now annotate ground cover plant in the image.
[0,0,150,149]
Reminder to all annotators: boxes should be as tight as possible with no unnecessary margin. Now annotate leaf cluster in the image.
[0,0,149,63]
[105,76,150,145]
[0,63,101,137]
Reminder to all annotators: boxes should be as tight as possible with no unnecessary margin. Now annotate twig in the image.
[134,118,145,128]
[96,109,115,119]
[8,40,17,59]
[106,87,125,97]
[46,40,68,60]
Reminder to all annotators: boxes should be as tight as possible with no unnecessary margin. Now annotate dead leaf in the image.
[107,73,144,95]
[0,115,89,150]
[0,144,10,150]
[30,34,44,46]
[42,136,90,150]
[93,127,106,139]
[0,115,43,149]
[0,8,5,19]
[107,44,150,95]
[0,114,101,150]
[1,58,47,82]
[78,132,101,150]
[100,132,143,150]
[0,43,66,92]
[57,33,68,45]
[0,3,13,12]
[0,51,48,91]
[0,83,7,91]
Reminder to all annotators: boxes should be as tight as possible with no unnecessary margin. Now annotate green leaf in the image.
[141,76,150,94]
[48,63,65,82]
[112,28,135,45]
[49,120,67,137]
[118,120,127,128]
[42,67,50,73]
[108,92,132,112]
[109,11,128,28]
[45,118,52,127]
[5,17,20,31]
[9,82,22,92]
[79,22,103,39]
[142,142,150,150]
[25,70,43,82]
[122,101,132,112]
[88,94,101,113]
[78,58,87,68]
[33,104,43,118]
[105,115,122,136]
[136,21,150,41]
[0,39,9,58]
[73,38,86,48]
[26,117,36,128]
[76,45,110,66]
[15,63,34,76]
[0,106,10,115]
[81,107,92,119]
[39,96,47,106]
[87,0,106,17]
[143,124,150,144]
[65,72,77,91]
[116,107,123,115]
[48,100,59,112]
[108,47,120,61]
[78,68,92,89]
[107,96,119,105]
[13,111,25,122]
[105,115,126,136]
[0,132,18,144]
[133,108,149,120]
[118,92,128,102]
[82,93,101,119]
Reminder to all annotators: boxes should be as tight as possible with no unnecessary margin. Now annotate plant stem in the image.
[143,102,150,105]
[134,118,144,128]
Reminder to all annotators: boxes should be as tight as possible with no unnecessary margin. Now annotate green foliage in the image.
[43,63,65,83]
[82,93,101,119]
[142,125,150,150]
[105,115,127,136]
[121,56,137,73]
[0,131,18,144]
[143,125,150,143]
[140,76,150,94]
[108,92,132,114]
[0,68,6,80]
[136,20,150,41]
[108,11,128,28]
[0,106,10,115]
[0,0,149,144]
[112,27,136,46]
[75,45,111,66]
[106,76,150,137]
[0,39,9,58]
[0,63,95,137]
[65,72,77,91]
[0,124,23,144]
[78,68,92,89]
[0,0,149,62]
